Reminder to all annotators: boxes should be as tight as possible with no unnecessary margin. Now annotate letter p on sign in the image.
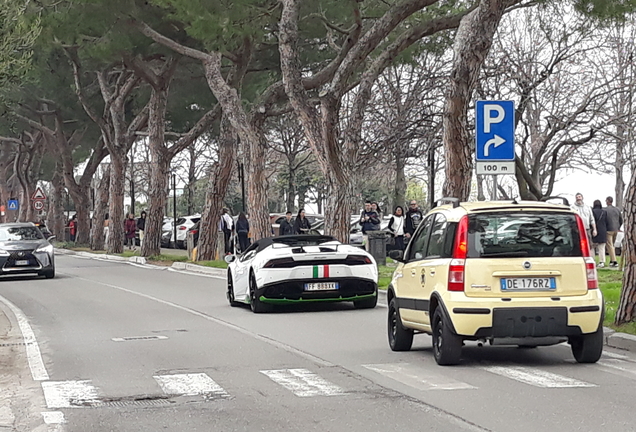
[484,104,506,133]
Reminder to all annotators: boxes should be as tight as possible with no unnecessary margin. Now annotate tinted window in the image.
[427,214,450,258]
[192,218,201,224]
[175,218,186,225]
[0,227,44,241]
[407,215,433,261]
[467,212,582,258]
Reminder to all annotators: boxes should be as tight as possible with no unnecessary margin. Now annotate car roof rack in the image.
[435,197,460,208]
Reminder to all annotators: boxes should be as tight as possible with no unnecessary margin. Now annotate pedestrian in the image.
[591,200,608,268]
[387,206,406,251]
[137,211,146,248]
[371,202,383,230]
[604,196,623,268]
[236,212,250,252]
[221,208,234,255]
[571,192,596,254]
[359,201,380,251]
[293,208,312,234]
[405,200,423,241]
[124,213,137,250]
[279,211,294,236]
[103,213,110,247]
[68,214,77,242]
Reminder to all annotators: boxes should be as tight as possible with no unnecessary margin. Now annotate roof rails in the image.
[434,197,460,208]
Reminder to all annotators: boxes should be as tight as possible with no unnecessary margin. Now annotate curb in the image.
[170,262,226,277]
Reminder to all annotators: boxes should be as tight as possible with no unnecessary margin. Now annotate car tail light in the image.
[448,216,468,292]
[345,255,372,265]
[263,257,296,268]
[575,215,590,257]
[191,230,199,235]
[585,257,598,289]
[179,226,187,230]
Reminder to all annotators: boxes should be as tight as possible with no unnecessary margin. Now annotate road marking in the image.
[0,295,49,380]
[363,363,475,391]
[154,373,228,397]
[598,359,636,379]
[72,276,334,367]
[41,411,65,424]
[602,350,629,360]
[260,369,345,397]
[111,335,168,342]
[41,380,99,408]
[482,366,596,388]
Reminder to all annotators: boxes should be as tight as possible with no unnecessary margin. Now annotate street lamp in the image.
[237,160,246,212]
[172,170,177,248]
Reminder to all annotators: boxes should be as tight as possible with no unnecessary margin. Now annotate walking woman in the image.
[592,200,608,268]
[124,213,137,251]
[387,206,406,251]
[236,212,250,253]
[293,208,312,234]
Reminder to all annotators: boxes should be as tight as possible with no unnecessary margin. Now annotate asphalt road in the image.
[1,254,636,432]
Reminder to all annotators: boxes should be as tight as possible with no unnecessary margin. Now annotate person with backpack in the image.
[387,206,406,251]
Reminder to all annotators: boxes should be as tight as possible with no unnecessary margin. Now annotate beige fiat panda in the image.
[387,198,604,366]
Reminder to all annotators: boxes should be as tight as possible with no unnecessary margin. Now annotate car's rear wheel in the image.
[249,273,271,314]
[570,326,603,363]
[227,272,240,307]
[432,308,462,366]
[388,298,413,351]
[354,294,377,309]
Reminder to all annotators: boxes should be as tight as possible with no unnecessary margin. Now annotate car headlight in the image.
[35,244,54,254]
[0,249,9,257]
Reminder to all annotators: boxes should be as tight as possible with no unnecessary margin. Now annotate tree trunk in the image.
[615,123,626,209]
[442,0,513,200]
[90,167,110,250]
[616,174,636,324]
[197,118,236,261]
[324,171,354,243]
[107,158,126,254]
[187,144,196,215]
[477,175,486,201]
[47,171,66,240]
[68,186,92,245]
[286,162,296,213]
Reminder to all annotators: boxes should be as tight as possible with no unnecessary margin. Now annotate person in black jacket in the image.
[592,200,608,268]
[279,211,294,236]
[236,212,250,252]
[293,209,312,234]
[405,200,423,240]
[359,201,380,234]
[137,211,146,248]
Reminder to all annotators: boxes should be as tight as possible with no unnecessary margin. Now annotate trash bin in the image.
[367,230,387,266]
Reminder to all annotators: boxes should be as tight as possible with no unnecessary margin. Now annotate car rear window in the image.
[467,212,582,258]
[175,218,186,225]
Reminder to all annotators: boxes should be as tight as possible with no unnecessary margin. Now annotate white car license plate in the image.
[15,260,29,266]
[304,282,339,291]
[500,277,556,291]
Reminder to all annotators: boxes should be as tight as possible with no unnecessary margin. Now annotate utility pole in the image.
[428,145,435,210]
[238,161,246,212]
[172,172,177,248]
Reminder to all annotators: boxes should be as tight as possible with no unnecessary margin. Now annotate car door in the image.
[397,215,434,325]
[233,244,259,300]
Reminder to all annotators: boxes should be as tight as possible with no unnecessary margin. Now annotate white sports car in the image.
[225,235,379,313]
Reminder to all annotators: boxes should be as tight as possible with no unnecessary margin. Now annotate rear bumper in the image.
[257,277,377,304]
[444,290,603,337]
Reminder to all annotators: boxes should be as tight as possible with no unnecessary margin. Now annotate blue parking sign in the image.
[8,199,18,211]
[475,101,515,161]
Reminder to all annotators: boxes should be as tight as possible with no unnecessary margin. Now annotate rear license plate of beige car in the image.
[500,277,556,290]
[304,282,339,291]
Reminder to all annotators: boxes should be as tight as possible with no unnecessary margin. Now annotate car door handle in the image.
[430,269,436,276]
[411,269,417,276]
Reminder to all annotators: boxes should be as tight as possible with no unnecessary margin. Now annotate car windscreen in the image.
[467,212,582,258]
[0,227,45,241]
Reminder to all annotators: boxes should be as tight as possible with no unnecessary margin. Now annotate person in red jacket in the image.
[68,215,77,242]
[124,213,137,251]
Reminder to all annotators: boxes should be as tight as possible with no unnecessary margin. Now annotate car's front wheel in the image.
[227,272,240,307]
[570,326,603,363]
[432,308,462,366]
[388,298,413,351]
[249,273,271,314]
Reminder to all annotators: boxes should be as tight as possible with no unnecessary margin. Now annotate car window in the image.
[407,215,434,262]
[468,212,582,258]
[192,218,201,224]
[175,218,186,225]
[426,214,449,258]
[0,227,44,241]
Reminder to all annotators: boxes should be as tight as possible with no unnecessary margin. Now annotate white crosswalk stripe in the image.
[153,373,228,397]
[260,369,345,397]
[41,381,100,408]
[483,366,596,388]
[363,363,475,391]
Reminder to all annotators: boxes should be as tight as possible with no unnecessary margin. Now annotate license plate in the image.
[500,277,556,291]
[304,282,339,291]
[14,260,29,266]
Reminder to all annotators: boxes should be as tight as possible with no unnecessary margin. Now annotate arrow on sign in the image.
[484,135,506,157]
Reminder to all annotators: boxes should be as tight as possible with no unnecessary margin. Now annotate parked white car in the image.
[170,215,201,248]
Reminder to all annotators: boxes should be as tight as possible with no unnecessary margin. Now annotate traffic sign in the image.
[475,100,515,161]
[8,199,18,211]
[33,200,45,211]
[476,161,515,175]
[32,186,47,201]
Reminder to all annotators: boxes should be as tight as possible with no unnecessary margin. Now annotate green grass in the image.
[198,260,228,269]
[597,268,636,335]
[378,265,395,290]
[147,254,189,262]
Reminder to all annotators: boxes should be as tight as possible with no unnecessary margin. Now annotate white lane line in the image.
[154,373,228,397]
[0,295,49,380]
[111,335,168,342]
[363,363,475,391]
[72,276,333,367]
[41,411,65,424]
[166,267,225,279]
[598,359,636,378]
[261,369,345,397]
[483,366,596,388]
[602,350,629,360]
[41,380,99,408]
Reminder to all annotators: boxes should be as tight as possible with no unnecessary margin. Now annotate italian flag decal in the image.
[313,265,330,278]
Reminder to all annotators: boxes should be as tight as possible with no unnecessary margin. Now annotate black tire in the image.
[42,269,55,279]
[354,294,377,309]
[388,298,414,351]
[227,272,240,307]
[432,308,462,365]
[249,273,271,313]
[571,326,604,363]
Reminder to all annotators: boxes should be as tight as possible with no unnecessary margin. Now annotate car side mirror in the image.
[224,255,236,264]
[389,250,404,262]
